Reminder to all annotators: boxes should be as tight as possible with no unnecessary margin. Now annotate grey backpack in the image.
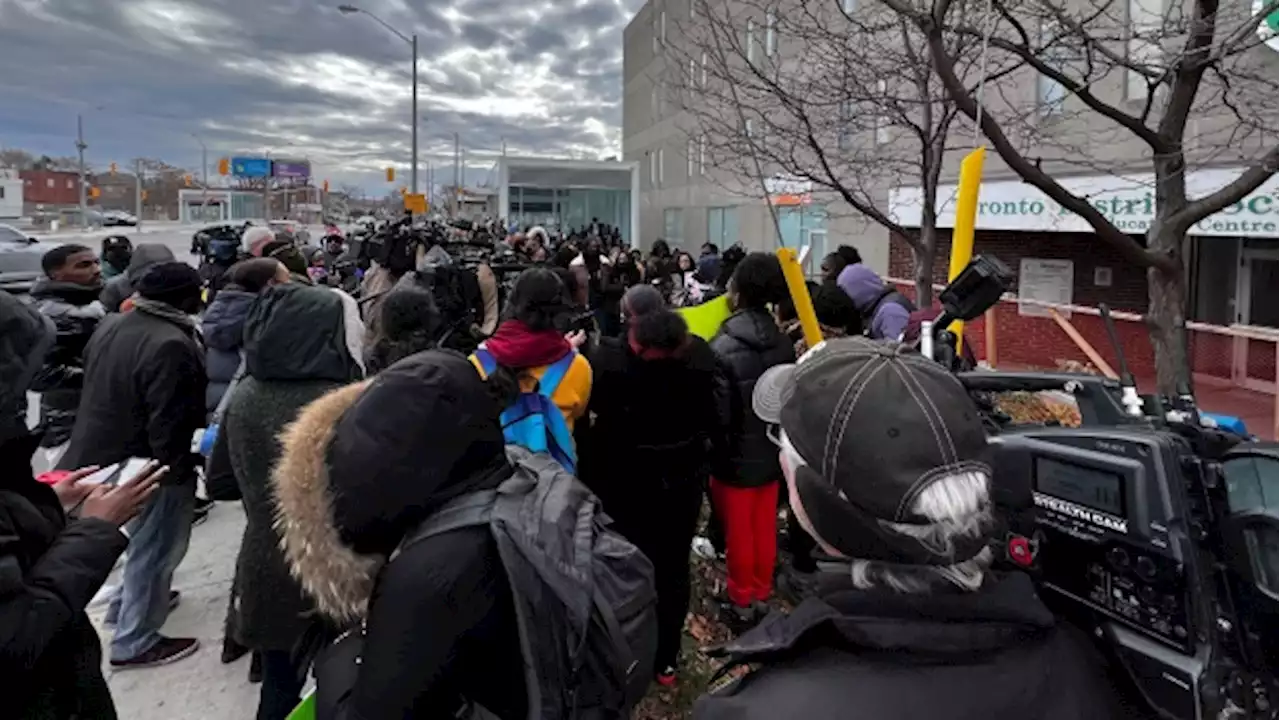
[403,446,659,719]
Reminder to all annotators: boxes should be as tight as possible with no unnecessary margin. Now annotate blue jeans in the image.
[107,482,196,660]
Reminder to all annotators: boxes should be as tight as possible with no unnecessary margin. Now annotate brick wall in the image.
[886,230,1273,387]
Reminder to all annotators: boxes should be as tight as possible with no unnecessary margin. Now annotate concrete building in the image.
[622,0,1278,396]
[0,168,22,220]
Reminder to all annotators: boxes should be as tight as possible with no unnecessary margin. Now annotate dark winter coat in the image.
[28,280,106,448]
[273,352,526,719]
[98,244,175,313]
[212,284,360,652]
[0,293,54,442]
[708,308,794,487]
[0,433,128,720]
[58,308,206,486]
[579,334,722,531]
[200,288,255,414]
[694,572,1139,720]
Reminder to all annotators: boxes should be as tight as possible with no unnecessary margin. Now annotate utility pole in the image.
[76,114,88,227]
[411,33,419,195]
[134,159,144,232]
[453,133,461,217]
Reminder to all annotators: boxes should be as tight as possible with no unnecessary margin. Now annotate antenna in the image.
[1098,303,1144,418]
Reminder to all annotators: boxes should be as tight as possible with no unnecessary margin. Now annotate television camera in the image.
[923,256,1278,720]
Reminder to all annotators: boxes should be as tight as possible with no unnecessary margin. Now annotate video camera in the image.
[923,257,1278,720]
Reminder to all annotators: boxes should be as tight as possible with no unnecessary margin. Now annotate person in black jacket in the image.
[695,337,1138,720]
[99,243,175,312]
[59,262,208,669]
[0,290,163,719]
[209,283,362,720]
[274,351,526,719]
[29,244,106,467]
[708,253,794,631]
[580,284,722,687]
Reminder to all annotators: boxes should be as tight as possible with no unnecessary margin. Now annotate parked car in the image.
[0,223,35,244]
[269,220,311,246]
[102,210,138,227]
[0,237,45,294]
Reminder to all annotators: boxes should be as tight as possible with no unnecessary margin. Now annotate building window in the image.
[66,179,74,189]
[745,117,755,138]
[765,8,777,56]
[649,152,659,187]
[657,148,665,185]
[0,187,4,199]
[746,19,758,64]
[46,178,55,188]
[687,139,696,177]
[660,10,667,45]
[875,79,890,144]
[663,208,683,240]
[652,11,660,52]
[700,51,708,87]
[688,57,696,84]
[1038,20,1067,115]
[841,0,856,11]
[838,99,854,150]
[707,206,739,246]
[652,86,660,121]
[698,134,707,174]
[1126,0,1163,100]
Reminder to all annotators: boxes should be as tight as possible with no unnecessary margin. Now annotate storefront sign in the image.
[272,160,311,179]
[1018,258,1074,318]
[889,169,1279,238]
[766,174,812,206]
[230,157,270,179]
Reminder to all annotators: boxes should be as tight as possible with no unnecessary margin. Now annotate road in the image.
[30,222,312,718]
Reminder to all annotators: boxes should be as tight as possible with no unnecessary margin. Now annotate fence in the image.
[886,278,1279,395]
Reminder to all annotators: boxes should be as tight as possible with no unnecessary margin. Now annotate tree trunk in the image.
[914,242,935,307]
[1146,260,1190,397]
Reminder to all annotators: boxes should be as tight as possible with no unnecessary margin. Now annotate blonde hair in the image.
[781,434,994,594]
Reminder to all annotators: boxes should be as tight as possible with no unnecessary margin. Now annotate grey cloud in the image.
[1,0,627,193]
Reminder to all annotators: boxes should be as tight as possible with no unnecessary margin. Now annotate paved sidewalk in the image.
[89,503,264,719]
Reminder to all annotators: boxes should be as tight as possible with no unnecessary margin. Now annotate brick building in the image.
[21,169,81,208]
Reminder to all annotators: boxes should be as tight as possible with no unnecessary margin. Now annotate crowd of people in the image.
[0,220,1146,720]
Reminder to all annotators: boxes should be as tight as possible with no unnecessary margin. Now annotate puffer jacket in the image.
[99,244,175,312]
[201,287,256,414]
[708,308,794,487]
[28,280,106,447]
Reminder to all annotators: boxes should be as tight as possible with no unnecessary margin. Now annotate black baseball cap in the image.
[752,336,991,565]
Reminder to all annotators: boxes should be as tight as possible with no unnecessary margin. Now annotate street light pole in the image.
[339,5,419,195]
[411,32,419,195]
[76,114,88,227]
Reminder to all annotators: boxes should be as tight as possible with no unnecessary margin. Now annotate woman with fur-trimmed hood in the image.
[272,351,527,719]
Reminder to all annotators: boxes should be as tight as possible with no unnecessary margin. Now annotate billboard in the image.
[272,160,311,179]
[230,157,270,178]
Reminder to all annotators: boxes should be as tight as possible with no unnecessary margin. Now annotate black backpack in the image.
[401,447,658,718]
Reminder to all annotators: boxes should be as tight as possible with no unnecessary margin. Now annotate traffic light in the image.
[109,162,117,175]
[184,174,192,187]
[218,157,230,175]
[322,179,330,193]
[386,167,395,182]
[141,190,148,201]
[89,187,101,199]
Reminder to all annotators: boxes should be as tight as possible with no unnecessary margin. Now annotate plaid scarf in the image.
[132,297,198,331]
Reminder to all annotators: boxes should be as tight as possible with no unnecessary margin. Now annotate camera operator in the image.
[694,336,1136,720]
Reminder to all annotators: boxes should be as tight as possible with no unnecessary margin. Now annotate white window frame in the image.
[649,151,659,186]
[765,8,777,57]
[657,148,666,185]
[874,79,890,145]
[746,18,758,64]
[700,51,708,87]
[687,139,696,177]
[1037,20,1068,115]
[698,134,707,174]
[1126,0,1163,100]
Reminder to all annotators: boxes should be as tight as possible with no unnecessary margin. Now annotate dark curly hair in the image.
[365,285,441,374]
[487,267,571,405]
[729,252,788,310]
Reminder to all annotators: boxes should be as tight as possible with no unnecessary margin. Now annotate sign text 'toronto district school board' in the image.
[888,168,1279,238]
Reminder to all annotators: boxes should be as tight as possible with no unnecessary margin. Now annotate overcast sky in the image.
[0,0,641,194]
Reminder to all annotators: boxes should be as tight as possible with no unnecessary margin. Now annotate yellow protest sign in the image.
[676,294,732,341]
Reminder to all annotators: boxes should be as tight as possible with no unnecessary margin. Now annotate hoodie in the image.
[28,279,107,446]
[201,287,257,413]
[836,264,912,341]
[99,243,176,312]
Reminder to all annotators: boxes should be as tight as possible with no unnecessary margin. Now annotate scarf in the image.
[132,297,198,331]
[484,319,571,368]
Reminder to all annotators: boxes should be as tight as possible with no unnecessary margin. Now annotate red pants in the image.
[710,478,779,607]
